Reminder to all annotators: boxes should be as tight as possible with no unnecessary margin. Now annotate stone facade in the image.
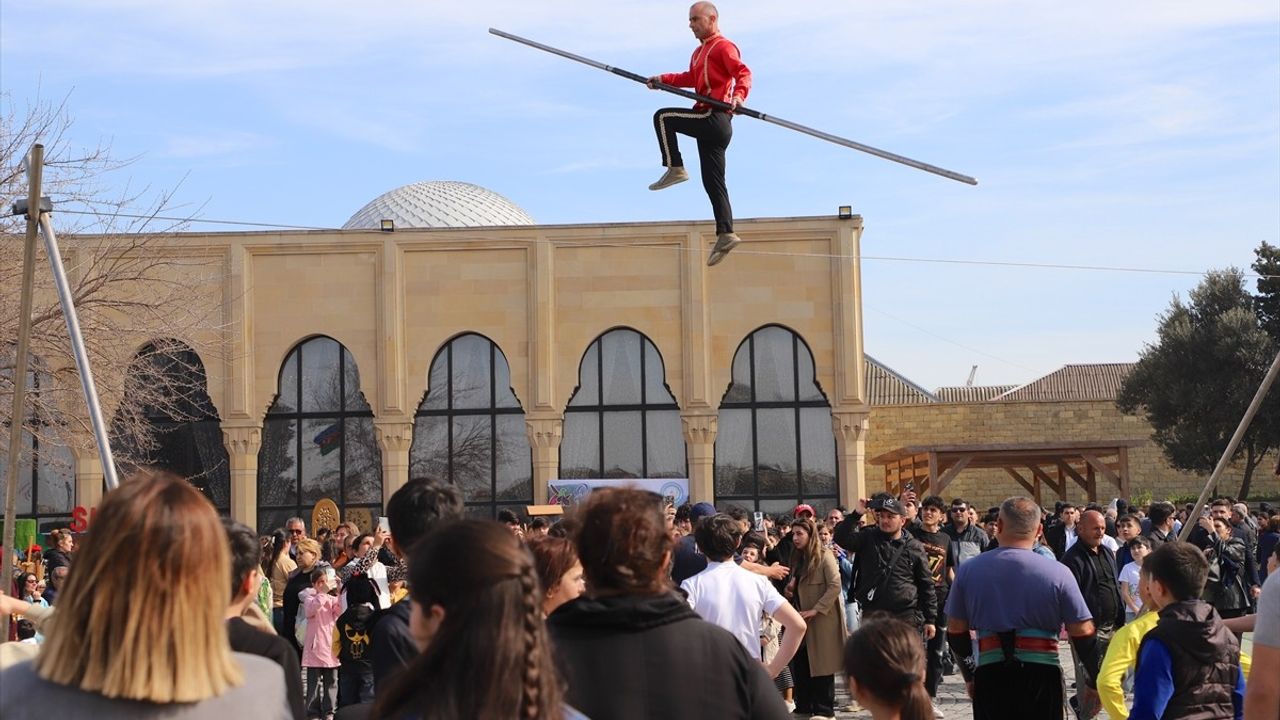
[45,216,871,529]
[867,400,1278,509]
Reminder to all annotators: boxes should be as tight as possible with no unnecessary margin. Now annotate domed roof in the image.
[343,181,535,230]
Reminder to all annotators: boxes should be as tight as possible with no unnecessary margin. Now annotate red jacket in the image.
[659,33,751,112]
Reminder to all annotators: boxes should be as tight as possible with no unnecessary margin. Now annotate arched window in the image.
[257,337,382,534]
[0,365,75,533]
[560,328,685,479]
[410,334,532,518]
[112,340,230,513]
[715,325,837,514]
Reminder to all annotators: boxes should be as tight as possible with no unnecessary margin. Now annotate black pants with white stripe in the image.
[652,107,734,235]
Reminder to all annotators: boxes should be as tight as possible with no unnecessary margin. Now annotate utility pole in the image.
[2,144,123,639]
[2,144,44,640]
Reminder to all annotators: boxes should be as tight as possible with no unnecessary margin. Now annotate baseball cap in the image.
[793,504,816,518]
[690,502,717,523]
[870,497,908,517]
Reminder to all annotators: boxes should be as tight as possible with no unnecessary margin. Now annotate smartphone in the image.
[752,511,765,532]
[905,481,915,492]
[377,516,390,533]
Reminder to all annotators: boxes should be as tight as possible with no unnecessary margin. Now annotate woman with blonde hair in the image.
[786,516,846,719]
[0,469,290,718]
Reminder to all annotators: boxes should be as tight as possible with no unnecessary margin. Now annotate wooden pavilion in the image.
[870,440,1146,505]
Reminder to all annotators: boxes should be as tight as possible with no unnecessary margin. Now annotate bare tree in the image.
[1,92,227,491]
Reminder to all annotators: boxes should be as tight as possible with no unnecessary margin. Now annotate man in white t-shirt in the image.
[681,513,807,680]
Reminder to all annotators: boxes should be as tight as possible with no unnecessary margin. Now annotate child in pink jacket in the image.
[300,567,341,720]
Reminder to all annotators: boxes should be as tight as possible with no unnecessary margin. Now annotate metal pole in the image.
[489,28,979,186]
[37,212,120,491]
[3,144,43,640]
[1179,350,1280,541]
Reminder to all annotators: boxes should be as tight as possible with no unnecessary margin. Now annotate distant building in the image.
[11,182,873,532]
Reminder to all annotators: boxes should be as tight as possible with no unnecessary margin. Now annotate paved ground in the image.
[822,633,1255,719]
[827,642,1076,720]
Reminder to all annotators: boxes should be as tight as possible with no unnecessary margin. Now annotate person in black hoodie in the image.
[335,575,380,708]
[367,476,462,693]
[548,487,789,720]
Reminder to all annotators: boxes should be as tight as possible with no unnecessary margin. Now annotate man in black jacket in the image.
[944,497,989,567]
[368,476,463,693]
[223,519,305,720]
[834,496,937,638]
[1143,501,1177,548]
[1062,509,1124,719]
[1044,503,1080,560]
[1188,499,1262,606]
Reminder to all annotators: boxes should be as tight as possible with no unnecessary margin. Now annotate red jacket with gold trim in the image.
[659,33,751,112]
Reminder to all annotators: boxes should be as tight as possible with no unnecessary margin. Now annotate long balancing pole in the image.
[37,211,120,491]
[489,28,979,186]
[1179,350,1280,541]
[2,144,44,641]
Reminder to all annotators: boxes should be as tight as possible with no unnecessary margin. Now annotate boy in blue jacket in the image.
[1130,541,1244,720]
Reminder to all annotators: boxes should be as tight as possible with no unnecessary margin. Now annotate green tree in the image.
[1254,241,1280,342]
[1116,269,1280,499]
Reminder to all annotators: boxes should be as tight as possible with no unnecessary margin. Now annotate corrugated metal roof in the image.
[865,355,938,406]
[993,363,1136,402]
[933,385,1017,403]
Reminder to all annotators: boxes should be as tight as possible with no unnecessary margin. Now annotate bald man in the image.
[647,2,752,266]
[1061,509,1124,719]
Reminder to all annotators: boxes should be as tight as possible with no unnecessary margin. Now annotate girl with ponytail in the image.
[843,616,933,720]
[371,520,569,720]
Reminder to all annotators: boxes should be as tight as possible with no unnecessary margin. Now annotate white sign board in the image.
[547,478,689,508]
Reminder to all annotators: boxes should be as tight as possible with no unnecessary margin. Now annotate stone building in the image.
[864,359,1276,509]
[9,182,871,532]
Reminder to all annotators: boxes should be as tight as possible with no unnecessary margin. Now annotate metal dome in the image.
[342,181,535,230]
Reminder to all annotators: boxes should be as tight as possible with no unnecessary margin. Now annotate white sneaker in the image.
[648,166,688,191]
[932,702,946,718]
[784,700,796,713]
[707,232,741,266]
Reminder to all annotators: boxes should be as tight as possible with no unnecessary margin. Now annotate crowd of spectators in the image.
[2,472,1278,720]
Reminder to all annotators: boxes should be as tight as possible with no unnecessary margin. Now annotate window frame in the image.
[560,327,685,479]
[257,336,381,531]
[127,342,230,513]
[412,334,532,519]
[3,371,76,531]
[714,325,839,511]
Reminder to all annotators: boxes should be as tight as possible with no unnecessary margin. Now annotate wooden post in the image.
[2,145,43,642]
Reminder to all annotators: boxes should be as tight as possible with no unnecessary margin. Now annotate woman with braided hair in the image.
[843,616,932,720]
[370,519,574,720]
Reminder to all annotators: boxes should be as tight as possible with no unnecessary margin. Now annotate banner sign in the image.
[547,478,689,508]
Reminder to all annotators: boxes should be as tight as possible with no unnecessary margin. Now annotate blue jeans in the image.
[337,667,373,708]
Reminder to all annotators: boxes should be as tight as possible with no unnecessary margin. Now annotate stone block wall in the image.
[866,400,1278,509]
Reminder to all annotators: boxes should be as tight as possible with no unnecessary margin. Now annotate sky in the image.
[3,1,1278,392]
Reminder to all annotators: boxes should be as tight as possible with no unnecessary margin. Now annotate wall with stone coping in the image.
[866,400,1279,509]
